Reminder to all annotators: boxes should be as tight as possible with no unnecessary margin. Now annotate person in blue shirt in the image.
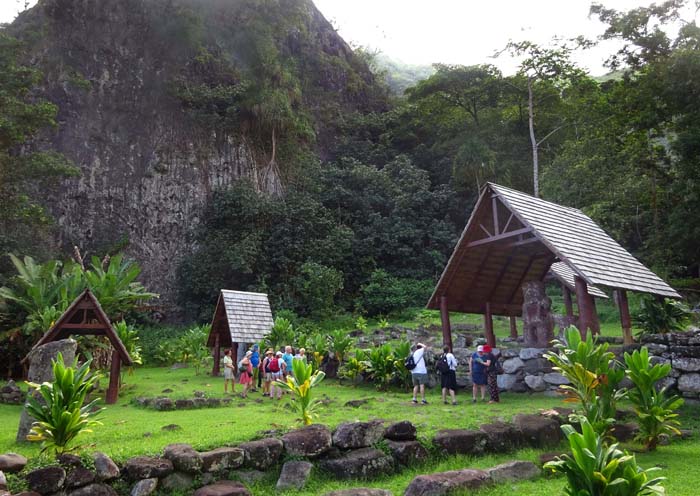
[250,344,260,392]
[282,345,294,377]
[469,345,490,403]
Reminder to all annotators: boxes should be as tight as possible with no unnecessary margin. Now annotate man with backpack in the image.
[408,343,428,404]
[437,345,458,405]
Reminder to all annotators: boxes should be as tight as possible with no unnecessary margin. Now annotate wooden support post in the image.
[231,342,239,365]
[562,284,574,318]
[574,276,592,340]
[106,349,120,405]
[617,289,634,345]
[484,302,496,347]
[589,294,600,336]
[439,296,453,351]
[509,316,518,339]
[212,332,221,377]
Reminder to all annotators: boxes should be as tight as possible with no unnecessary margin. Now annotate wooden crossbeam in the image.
[467,227,532,248]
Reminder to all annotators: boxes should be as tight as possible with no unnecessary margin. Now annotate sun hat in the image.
[245,350,252,356]
[276,351,283,356]
[477,345,484,352]
[482,345,492,353]
[266,349,274,355]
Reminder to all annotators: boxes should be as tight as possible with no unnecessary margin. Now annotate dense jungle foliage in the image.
[1,0,700,327]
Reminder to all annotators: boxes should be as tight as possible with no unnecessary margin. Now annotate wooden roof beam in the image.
[467,227,532,248]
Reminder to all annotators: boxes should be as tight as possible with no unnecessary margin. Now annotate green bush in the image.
[635,296,690,335]
[624,348,684,451]
[275,358,326,425]
[545,418,665,496]
[358,270,434,316]
[25,354,103,455]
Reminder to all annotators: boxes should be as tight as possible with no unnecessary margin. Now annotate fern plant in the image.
[624,348,684,451]
[25,353,103,455]
[545,418,666,496]
[275,358,326,425]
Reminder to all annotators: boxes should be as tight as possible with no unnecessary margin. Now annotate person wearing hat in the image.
[469,345,489,403]
[482,345,500,403]
[410,343,429,405]
[238,350,254,398]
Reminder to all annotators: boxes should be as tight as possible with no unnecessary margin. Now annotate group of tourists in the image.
[408,343,500,405]
[223,344,306,399]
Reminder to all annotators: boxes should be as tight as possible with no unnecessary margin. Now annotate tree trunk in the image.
[527,78,539,197]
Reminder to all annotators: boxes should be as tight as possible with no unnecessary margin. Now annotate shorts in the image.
[271,372,283,382]
[411,373,429,386]
[264,372,273,382]
[224,368,234,380]
[441,370,457,391]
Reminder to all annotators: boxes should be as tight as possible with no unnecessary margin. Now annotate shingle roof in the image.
[549,262,608,299]
[491,184,680,298]
[209,290,273,345]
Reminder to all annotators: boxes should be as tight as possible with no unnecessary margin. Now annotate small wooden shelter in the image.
[428,183,680,347]
[29,289,132,404]
[207,290,274,376]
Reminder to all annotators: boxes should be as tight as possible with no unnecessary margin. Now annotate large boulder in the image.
[130,478,158,496]
[93,452,120,481]
[69,482,119,496]
[404,468,490,496]
[524,375,547,392]
[276,460,313,490]
[519,348,546,361]
[0,453,27,473]
[513,414,562,448]
[124,456,174,480]
[479,422,523,453]
[522,358,552,375]
[320,448,393,480]
[678,373,700,393]
[543,373,570,385]
[193,480,251,496]
[239,438,284,470]
[333,421,385,449]
[611,423,640,443]
[385,440,429,466]
[486,460,540,483]
[17,339,77,442]
[27,466,66,494]
[163,443,203,473]
[433,429,488,456]
[160,472,194,492]
[497,374,517,391]
[65,466,96,488]
[502,357,524,374]
[383,421,417,441]
[200,447,245,472]
[282,424,332,458]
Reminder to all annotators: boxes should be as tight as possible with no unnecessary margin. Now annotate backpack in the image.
[238,360,248,373]
[268,357,280,373]
[492,355,504,375]
[436,353,450,374]
[404,354,416,370]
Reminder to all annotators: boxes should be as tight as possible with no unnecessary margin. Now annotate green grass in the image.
[2,366,699,495]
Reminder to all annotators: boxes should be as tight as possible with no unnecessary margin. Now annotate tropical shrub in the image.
[275,357,326,425]
[327,329,354,363]
[177,325,212,374]
[264,317,295,351]
[391,340,413,390]
[624,347,684,451]
[364,343,395,390]
[307,332,329,372]
[113,321,143,376]
[635,296,690,335]
[545,418,665,496]
[339,349,367,385]
[545,326,626,435]
[25,354,102,455]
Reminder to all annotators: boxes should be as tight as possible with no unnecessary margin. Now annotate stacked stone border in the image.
[0,410,579,496]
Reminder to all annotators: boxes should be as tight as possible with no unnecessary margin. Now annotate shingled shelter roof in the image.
[207,290,274,347]
[30,288,132,365]
[427,183,679,316]
[549,262,608,299]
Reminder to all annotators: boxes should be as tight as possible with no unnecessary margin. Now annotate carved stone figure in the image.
[521,282,554,348]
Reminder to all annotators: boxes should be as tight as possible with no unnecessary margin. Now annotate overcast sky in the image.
[1,0,697,76]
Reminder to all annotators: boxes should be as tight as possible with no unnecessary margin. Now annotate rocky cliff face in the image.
[9,0,385,312]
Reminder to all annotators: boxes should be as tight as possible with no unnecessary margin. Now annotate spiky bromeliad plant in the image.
[276,357,326,425]
[545,418,666,496]
[624,347,684,451]
[25,353,103,455]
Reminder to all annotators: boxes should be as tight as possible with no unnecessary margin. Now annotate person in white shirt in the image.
[411,343,428,404]
[439,345,458,405]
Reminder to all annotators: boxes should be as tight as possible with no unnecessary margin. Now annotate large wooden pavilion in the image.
[207,290,274,376]
[28,289,132,404]
[427,183,680,347]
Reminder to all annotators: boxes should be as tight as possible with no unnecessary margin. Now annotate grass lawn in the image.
[2,366,700,495]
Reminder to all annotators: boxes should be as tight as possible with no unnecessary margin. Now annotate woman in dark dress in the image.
[482,345,500,403]
[469,345,488,402]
